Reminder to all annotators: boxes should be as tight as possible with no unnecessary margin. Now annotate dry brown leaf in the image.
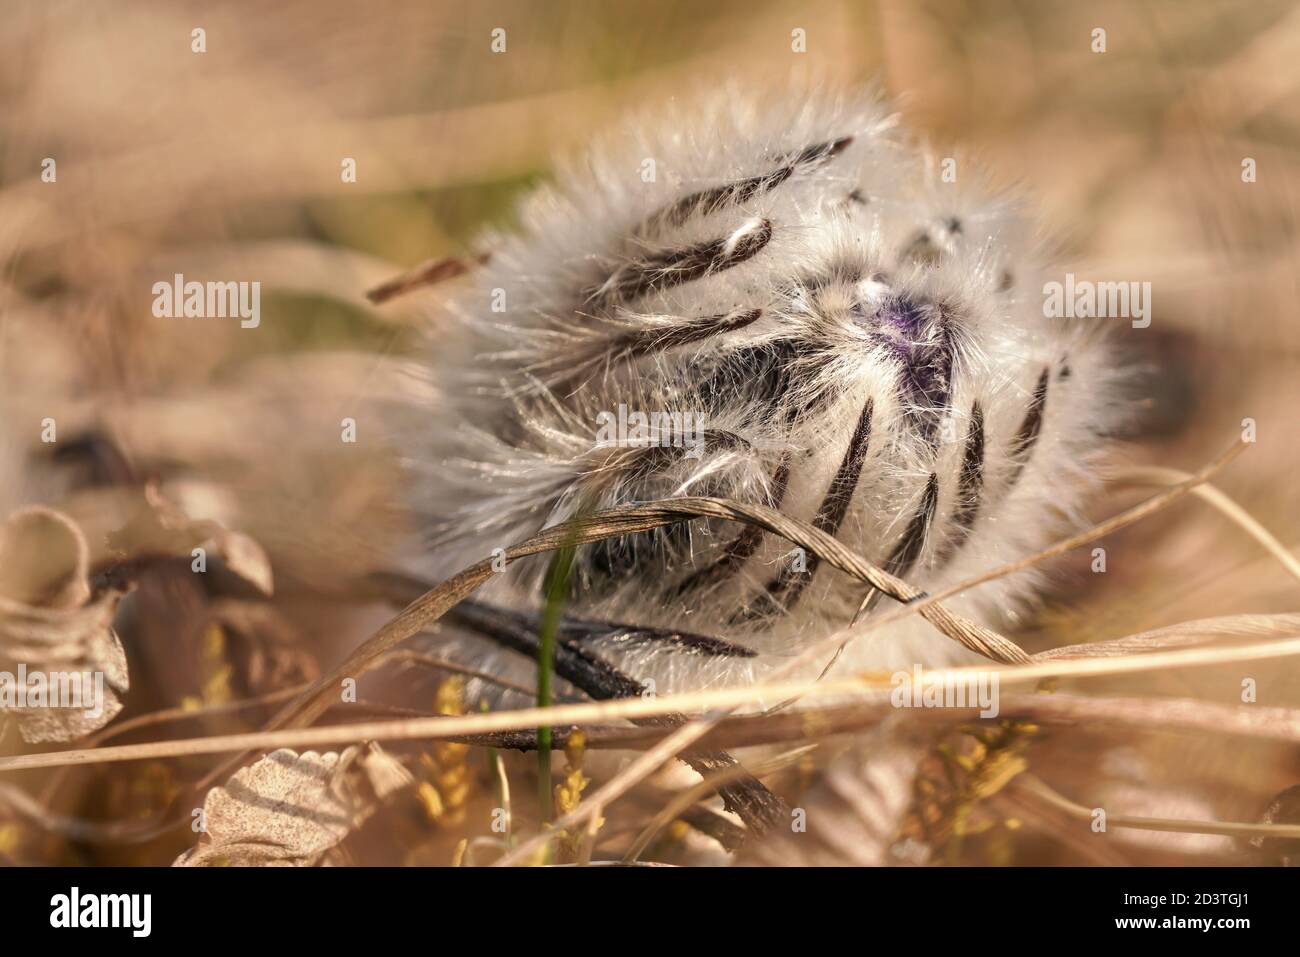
[0,506,128,743]
[174,743,414,867]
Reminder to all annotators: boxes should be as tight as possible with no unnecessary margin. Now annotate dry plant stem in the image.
[623,745,815,862]
[1111,465,1300,584]
[0,447,1258,769]
[832,438,1250,666]
[993,690,1300,743]
[1038,612,1300,659]
[47,647,519,786]
[364,252,489,304]
[93,674,1281,759]
[575,808,603,865]
[13,692,1300,849]
[449,685,1300,755]
[196,492,1019,793]
[494,640,1300,863]
[273,493,1028,730]
[6,438,1250,858]
[0,783,170,845]
[995,785,1131,865]
[492,747,512,841]
[493,440,1249,863]
[37,683,309,806]
[12,614,1290,781]
[1013,774,1300,841]
[443,599,789,832]
[75,685,305,746]
[6,640,1300,768]
[548,861,679,867]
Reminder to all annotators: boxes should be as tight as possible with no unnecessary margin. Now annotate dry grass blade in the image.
[825,438,1250,666]
[230,492,1024,851]
[622,745,815,863]
[443,598,788,834]
[193,492,1026,795]
[2,0,1294,872]
[1111,465,1300,584]
[998,692,1300,742]
[1014,774,1300,842]
[1039,612,1300,659]
[6,637,1300,774]
[495,634,1300,864]
[0,438,1262,868]
[365,253,490,304]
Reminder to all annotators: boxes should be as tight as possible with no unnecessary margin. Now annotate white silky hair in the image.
[404,85,1122,709]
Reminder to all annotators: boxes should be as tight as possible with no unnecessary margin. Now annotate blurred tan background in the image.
[1,0,1298,864]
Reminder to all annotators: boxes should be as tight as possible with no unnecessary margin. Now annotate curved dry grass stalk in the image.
[622,745,816,863]
[1111,465,1300,584]
[191,486,1035,798]
[834,439,1250,660]
[11,691,1300,850]
[8,633,1300,775]
[1038,612,1300,659]
[1014,774,1300,842]
[0,436,1258,868]
[0,782,163,844]
[549,688,1300,755]
[257,492,1030,744]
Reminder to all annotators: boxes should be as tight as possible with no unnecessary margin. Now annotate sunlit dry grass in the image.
[1,0,1298,866]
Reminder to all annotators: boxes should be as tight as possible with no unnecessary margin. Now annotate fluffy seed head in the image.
[410,86,1121,699]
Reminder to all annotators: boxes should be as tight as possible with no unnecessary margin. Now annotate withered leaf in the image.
[0,507,129,743]
[174,743,414,867]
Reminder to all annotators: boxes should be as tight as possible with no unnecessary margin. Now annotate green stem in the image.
[536,544,576,827]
